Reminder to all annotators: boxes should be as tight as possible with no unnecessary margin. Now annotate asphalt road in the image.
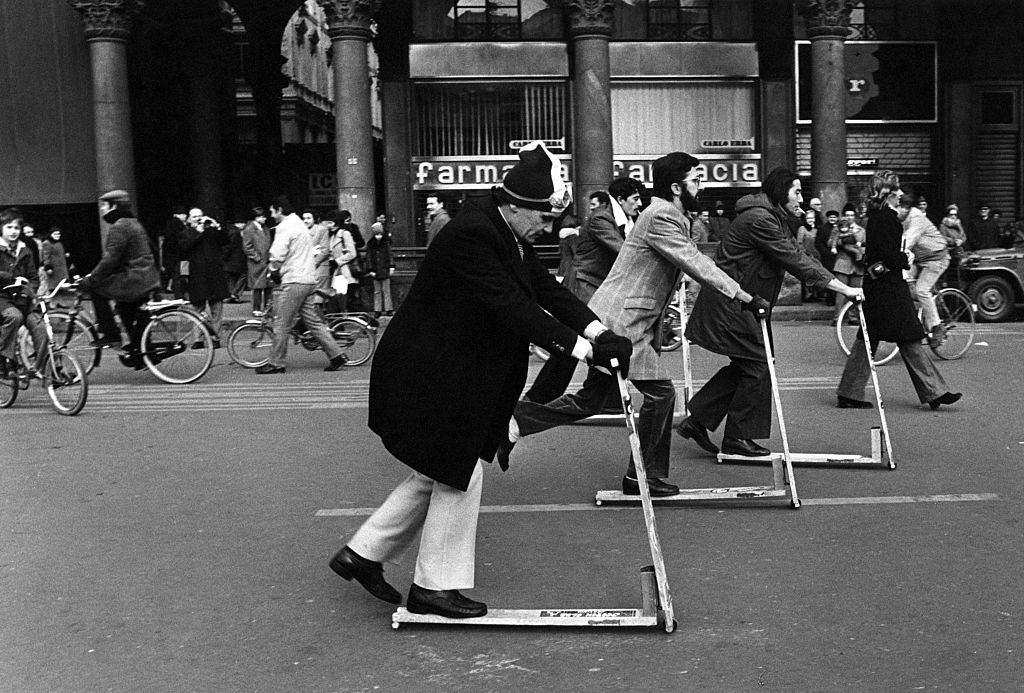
[2,322,1022,692]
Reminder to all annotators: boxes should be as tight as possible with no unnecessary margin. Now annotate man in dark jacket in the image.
[77,190,162,367]
[327,142,632,619]
[179,207,229,346]
[968,203,1001,250]
[678,168,864,457]
[0,208,47,376]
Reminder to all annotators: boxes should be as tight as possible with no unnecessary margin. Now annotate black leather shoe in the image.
[324,354,349,371]
[329,546,402,605]
[721,437,771,457]
[255,363,285,374]
[674,416,718,454]
[929,392,962,410]
[622,475,680,497]
[407,584,487,618]
[118,352,146,370]
[837,395,874,409]
[495,437,514,471]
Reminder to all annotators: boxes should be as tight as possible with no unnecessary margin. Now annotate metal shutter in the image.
[973,131,1019,214]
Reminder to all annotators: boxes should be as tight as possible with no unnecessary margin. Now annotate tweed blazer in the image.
[589,196,741,380]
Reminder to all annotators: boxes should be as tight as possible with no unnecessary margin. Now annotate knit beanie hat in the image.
[501,141,571,212]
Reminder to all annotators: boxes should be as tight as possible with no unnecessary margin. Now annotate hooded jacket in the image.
[686,192,833,361]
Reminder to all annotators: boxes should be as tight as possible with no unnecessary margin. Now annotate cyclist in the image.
[898,193,952,348]
[0,208,47,376]
[77,190,162,369]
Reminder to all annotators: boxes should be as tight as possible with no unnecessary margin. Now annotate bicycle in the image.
[227,302,376,369]
[835,285,976,365]
[136,297,217,383]
[1,278,88,415]
[17,282,102,375]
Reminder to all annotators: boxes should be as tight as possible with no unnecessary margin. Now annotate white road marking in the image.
[315,492,1000,517]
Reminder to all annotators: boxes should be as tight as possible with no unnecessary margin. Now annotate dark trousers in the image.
[252,287,272,313]
[524,352,578,404]
[515,367,677,479]
[114,300,149,353]
[688,357,771,440]
[90,296,121,342]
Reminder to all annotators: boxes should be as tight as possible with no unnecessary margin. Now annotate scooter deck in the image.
[595,486,792,506]
[716,452,884,467]
[392,607,658,629]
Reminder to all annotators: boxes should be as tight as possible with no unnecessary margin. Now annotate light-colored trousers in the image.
[907,255,950,332]
[348,461,483,591]
[270,282,341,367]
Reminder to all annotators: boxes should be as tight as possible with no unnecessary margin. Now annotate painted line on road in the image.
[315,492,1000,517]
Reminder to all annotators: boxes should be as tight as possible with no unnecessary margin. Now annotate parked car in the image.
[960,247,1024,322]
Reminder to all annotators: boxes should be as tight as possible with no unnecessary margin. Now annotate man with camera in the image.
[256,196,347,374]
[178,207,230,346]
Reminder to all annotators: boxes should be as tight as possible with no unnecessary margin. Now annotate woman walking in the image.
[836,170,962,411]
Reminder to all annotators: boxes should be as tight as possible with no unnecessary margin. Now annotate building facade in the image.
[1,0,1022,269]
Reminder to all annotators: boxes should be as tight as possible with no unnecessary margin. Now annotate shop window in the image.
[454,0,522,41]
[647,0,712,41]
[413,81,569,157]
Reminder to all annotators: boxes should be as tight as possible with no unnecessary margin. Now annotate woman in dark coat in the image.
[836,170,961,410]
[680,167,864,456]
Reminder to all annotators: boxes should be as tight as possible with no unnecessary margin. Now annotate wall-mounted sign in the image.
[700,138,755,152]
[795,41,937,124]
[309,173,337,206]
[412,154,762,191]
[846,158,879,169]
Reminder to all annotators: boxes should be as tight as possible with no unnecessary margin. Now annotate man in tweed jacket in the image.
[504,152,767,496]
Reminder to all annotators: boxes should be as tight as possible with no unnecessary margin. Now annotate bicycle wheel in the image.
[43,350,87,416]
[329,318,375,366]
[835,301,900,365]
[48,311,102,375]
[227,322,274,368]
[661,304,683,352]
[931,288,975,360]
[0,373,17,407]
[141,309,213,384]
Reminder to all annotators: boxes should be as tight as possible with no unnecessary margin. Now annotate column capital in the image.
[566,0,615,39]
[796,0,855,40]
[68,0,143,42]
[319,0,380,41]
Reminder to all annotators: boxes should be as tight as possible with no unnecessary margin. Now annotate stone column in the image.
[181,33,228,217]
[321,0,380,233]
[567,1,615,205]
[798,1,854,214]
[69,0,142,240]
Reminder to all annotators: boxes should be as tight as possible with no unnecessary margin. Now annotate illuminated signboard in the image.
[795,41,937,124]
[411,154,762,190]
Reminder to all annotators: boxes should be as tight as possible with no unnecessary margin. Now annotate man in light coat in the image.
[502,152,767,497]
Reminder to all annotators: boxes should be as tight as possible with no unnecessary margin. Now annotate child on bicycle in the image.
[0,208,48,376]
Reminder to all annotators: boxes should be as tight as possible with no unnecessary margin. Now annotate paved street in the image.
[2,322,1022,692]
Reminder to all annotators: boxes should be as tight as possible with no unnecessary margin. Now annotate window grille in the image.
[413,82,568,157]
[454,0,522,41]
[648,0,712,41]
[848,0,897,40]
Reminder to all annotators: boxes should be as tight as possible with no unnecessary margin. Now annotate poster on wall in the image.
[795,41,937,124]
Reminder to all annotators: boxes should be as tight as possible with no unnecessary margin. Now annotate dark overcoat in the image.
[686,193,834,361]
[569,206,623,303]
[368,194,598,491]
[240,221,271,289]
[87,215,161,302]
[861,206,927,344]
[178,222,230,303]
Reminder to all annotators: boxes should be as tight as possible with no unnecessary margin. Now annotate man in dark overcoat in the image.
[240,206,271,314]
[678,168,864,457]
[328,142,632,618]
[178,207,230,344]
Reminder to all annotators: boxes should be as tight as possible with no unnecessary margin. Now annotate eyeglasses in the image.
[682,174,703,185]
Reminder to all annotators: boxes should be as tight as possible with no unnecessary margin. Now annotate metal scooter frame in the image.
[393,363,676,633]
[596,317,799,509]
